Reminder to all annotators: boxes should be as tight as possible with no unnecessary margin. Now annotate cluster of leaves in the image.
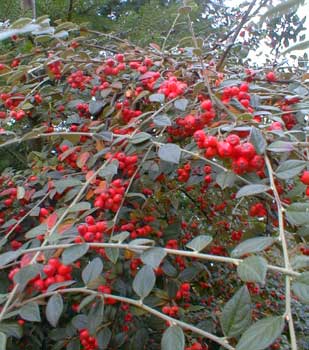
[0,2,308,350]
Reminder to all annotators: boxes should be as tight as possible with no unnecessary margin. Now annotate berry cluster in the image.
[194,131,264,175]
[94,179,127,212]
[48,60,62,80]
[186,342,203,350]
[67,70,92,90]
[76,216,108,243]
[79,329,98,350]
[249,202,267,217]
[120,220,153,239]
[1,186,17,207]
[158,76,187,99]
[279,97,299,130]
[221,83,253,112]
[57,144,81,169]
[175,283,191,300]
[162,305,179,317]
[177,163,191,182]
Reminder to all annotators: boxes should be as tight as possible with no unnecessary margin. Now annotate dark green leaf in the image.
[149,93,165,103]
[68,202,91,213]
[130,132,152,145]
[0,323,22,339]
[291,255,309,270]
[249,127,267,154]
[174,99,188,111]
[236,316,285,350]
[292,272,309,304]
[105,247,119,264]
[54,178,82,194]
[153,114,172,126]
[216,171,237,189]
[25,224,47,239]
[62,244,89,265]
[286,203,309,225]
[161,326,185,350]
[0,332,6,350]
[98,161,118,179]
[275,160,306,179]
[236,184,270,199]
[13,264,41,289]
[141,248,167,269]
[19,302,41,322]
[88,298,104,334]
[221,286,252,337]
[0,251,20,267]
[133,265,156,299]
[186,235,213,252]
[89,101,105,116]
[47,280,75,292]
[237,256,268,283]
[267,141,294,153]
[82,258,103,285]
[231,237,275,258]
[46,294,63,327]
[158,143,181,164]
[97,327,112,349]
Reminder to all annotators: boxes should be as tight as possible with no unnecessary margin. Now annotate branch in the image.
[265,155,298,350]
[216,0,256,71]
[13,288,236,350]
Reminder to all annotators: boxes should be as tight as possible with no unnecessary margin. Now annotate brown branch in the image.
[216,0,257,72]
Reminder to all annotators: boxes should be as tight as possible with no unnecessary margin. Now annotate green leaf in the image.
[0,323,22,339]
[161,326,185,350]
[292,272,309,304]
[89,101,105,116]
[158,143,181,164]
[282,40,309,54]
[216,171,237,189]
[236,316,285,350]
[13,265,41,289]
[130,132,152,144]
[88,299,104,335]
[231,237,275,258]
[25,224,47,239]
[186,235,213,252]
[98,161,118,179]
[82,258,103,285]
[286,203,309,226]
[62,244,89,265]
[141,248,167,269]
[110,231,130,243]
[97,327,112,349]
[0,332,6,350]
[267,141,294,152]
[260,0,305,24]
[10,18,32,29]
[221,286,252,337]
[149,93,165,103]
[105,247,119,264]
[236,184,270,199]
[46,293,63,327]
[275,160,306,179]
[0,251,20,267]
[291,255,309,270]
[68,202,91,213]
[237,256,268,284]
[174,98,188,111]
[249,127,267,154]
[153,114,172,127]
[54,178,82,194]
[19,302,41,322]
[133,265,156,299]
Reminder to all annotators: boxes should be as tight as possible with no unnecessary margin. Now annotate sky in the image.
[225,0,309,65]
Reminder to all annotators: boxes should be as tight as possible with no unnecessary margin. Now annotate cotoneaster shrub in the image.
[0,5,308,350]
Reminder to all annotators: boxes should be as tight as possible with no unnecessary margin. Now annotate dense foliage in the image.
[0,1,308,350]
